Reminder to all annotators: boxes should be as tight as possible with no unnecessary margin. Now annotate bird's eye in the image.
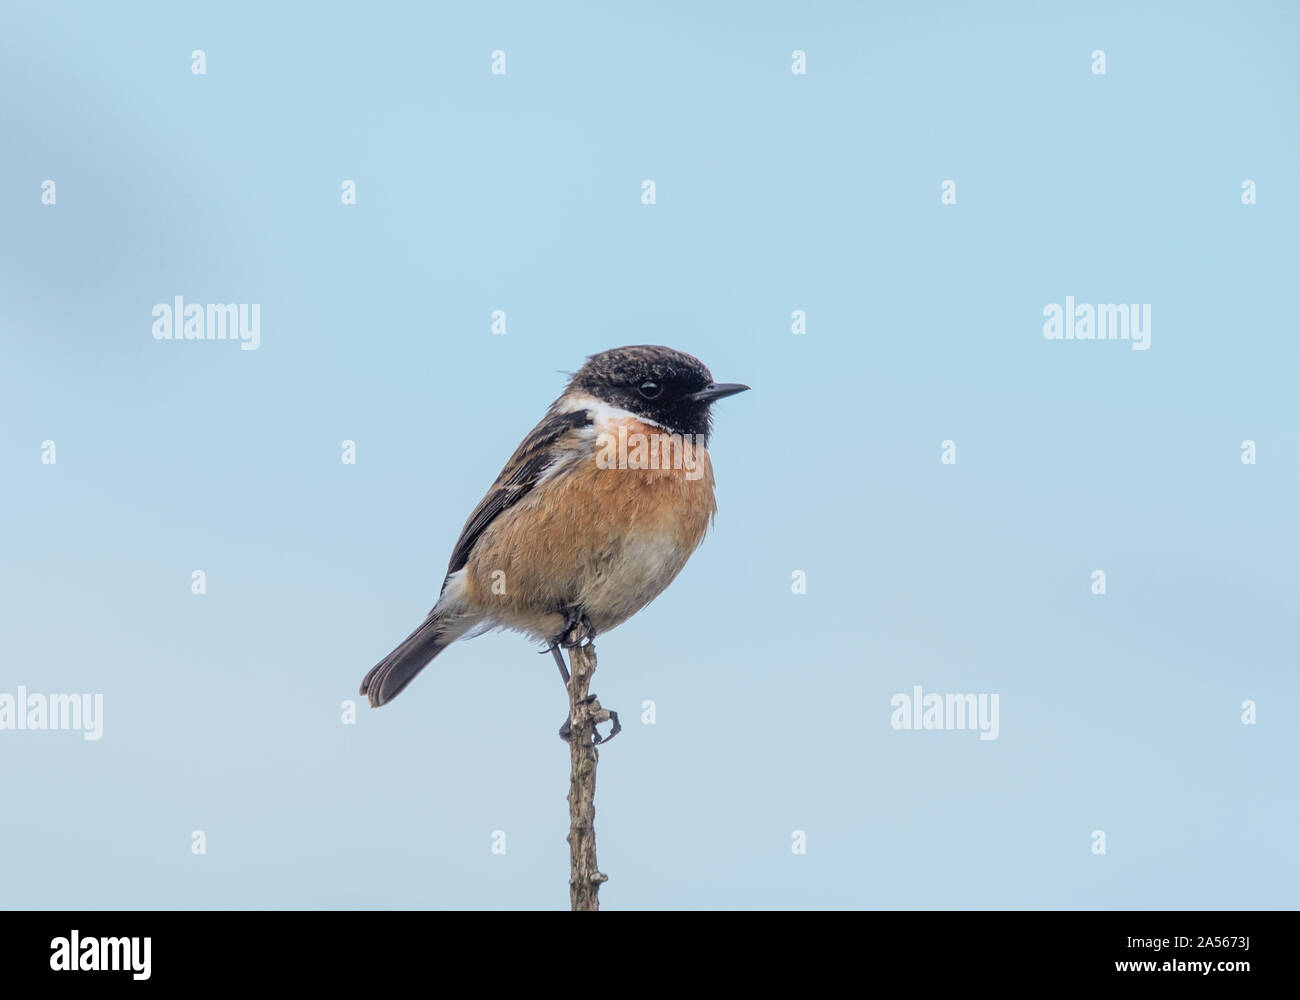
[638,380,662,399]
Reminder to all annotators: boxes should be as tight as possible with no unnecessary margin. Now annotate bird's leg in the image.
[545,608,616,744]
[548,617,577,740]
[549,644,570,686]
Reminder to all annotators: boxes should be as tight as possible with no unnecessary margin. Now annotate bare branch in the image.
[565,640,610,910]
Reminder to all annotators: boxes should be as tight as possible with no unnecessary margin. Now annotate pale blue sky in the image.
[1,0,1296,908]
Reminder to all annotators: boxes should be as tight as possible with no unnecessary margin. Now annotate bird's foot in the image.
[561,608,596,649]
[558,694,621,745]
[543,606,596,651]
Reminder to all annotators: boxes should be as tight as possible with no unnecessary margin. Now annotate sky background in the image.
[1,0,1296,909]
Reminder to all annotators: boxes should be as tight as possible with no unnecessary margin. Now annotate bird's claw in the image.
[592,709,621,745]
[556,606,596,648]
[541,607,597,661]
[558,696,620,746]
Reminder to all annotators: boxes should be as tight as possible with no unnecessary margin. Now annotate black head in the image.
[565,345,749,441]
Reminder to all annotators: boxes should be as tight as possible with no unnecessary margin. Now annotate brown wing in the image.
[442,407,592,580]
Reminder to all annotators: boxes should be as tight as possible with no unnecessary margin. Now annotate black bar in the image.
[0,910,1276,986]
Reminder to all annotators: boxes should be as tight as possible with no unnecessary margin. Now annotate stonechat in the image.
[359,345,749,735]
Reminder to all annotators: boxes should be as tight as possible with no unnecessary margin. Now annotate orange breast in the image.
[461,416,717,632]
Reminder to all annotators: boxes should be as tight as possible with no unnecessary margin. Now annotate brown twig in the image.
[565,638,610,910]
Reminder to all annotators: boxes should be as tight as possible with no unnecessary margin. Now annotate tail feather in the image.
[360,614,449,707]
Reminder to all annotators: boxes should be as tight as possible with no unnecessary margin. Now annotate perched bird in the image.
[359,345,748,731]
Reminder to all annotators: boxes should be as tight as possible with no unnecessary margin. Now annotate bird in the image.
[359,345,749,736]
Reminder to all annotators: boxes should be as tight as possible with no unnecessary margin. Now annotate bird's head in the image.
[564,345,749,441]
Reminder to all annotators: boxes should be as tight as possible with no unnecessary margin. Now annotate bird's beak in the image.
[687,382,751,403]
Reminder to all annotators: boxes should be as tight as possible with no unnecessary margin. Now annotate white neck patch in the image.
[557,393,666,431]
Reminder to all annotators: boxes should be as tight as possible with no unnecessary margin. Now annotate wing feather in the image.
[442,407,592,579]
